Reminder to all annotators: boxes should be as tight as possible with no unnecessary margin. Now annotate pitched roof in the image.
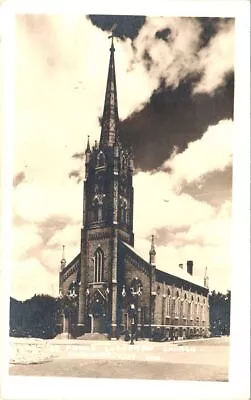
[121,241,206,290]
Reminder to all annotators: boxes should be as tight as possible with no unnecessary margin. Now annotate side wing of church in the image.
[59,37,210,340]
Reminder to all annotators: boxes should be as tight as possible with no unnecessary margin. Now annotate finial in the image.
[151,235,155,251]
[108,24,117,51]
[60,245,66,270]
[86,135,90,153]
[204,266,209,288]
[149,234,156,265]
[108,32,115,51]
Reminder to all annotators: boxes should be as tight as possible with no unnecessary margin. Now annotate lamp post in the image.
[122,278,143,345]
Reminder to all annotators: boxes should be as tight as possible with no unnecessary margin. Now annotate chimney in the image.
[179,263,183,269]
[187,260,193,275]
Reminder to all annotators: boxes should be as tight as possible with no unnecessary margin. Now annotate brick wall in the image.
[86,228,114,283]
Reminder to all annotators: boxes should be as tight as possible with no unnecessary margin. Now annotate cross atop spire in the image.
[99,34,119,148]
[108,32,115,50]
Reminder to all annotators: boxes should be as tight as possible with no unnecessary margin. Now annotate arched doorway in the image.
[88,290,108,334]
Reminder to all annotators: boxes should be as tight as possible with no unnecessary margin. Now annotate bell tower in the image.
[78,36,134,336]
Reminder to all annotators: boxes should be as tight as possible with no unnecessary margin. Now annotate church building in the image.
[59,37,210,340]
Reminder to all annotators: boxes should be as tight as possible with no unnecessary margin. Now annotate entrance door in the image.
[93,317,101,333]
[93,316,106,333]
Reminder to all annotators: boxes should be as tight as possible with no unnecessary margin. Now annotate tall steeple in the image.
[99,34,119,148]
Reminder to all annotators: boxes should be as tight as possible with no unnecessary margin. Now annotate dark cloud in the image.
[119,72,234,171]
[68,169,82,183]
[88,15,146,40]
[13,172,25,187]
[197,17,234,49]
[72,152,85,160]
[155,27,172,42]
[182,167,232,208]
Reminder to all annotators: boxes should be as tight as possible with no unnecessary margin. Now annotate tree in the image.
[209,290,231,336]
[9,294,59,339]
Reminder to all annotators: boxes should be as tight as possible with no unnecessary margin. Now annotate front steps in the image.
[77,333,109,341]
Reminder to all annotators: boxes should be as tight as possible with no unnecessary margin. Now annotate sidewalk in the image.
[9,336,229,365]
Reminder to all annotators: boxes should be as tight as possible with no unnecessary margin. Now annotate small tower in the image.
[149,235,156,266]
[85,135,91,178]
[60,245,66,271]
[204,266,209,288]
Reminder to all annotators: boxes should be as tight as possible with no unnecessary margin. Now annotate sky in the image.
[10,14,236,300]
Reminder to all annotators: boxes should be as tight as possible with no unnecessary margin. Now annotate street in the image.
[9,336,229,381]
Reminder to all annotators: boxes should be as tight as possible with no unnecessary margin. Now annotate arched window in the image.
[119,199,127,224]
[121,154,127,171]
[92,196,104,222]
[175,296,179,316]
[191,296,194,319]
[68,281,76,297]
[166,288,171,317]
[96,151,105,168]
[93,198,99,221]
[94,248,104,282]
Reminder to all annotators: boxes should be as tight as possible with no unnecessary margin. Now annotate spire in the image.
[149,235,156,265]
[60,245,66,271]
[99,33,119,148]
[85,135,90,153]
[204,266,209,288]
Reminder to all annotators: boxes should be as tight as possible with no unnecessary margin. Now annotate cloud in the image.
[134,199,232,293]
[72,152,85,160]
[12,224,43,259]
[132,17,234,94]
[68,169,82,182]
[162,119,233,191]
[193,20,235,94]
[13,181,83,224]
[13,171,25,187]
[11,258,57,301]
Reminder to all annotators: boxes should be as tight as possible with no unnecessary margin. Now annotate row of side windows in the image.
[166,297,206,321]
[163,287,206,304]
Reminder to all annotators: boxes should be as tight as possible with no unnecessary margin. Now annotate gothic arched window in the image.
[94,248,104,282]
[119,199,127,224]
[96,151,105,168]
[92,195,104,222]
[93,198,99,221]
[120,154,127,171]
